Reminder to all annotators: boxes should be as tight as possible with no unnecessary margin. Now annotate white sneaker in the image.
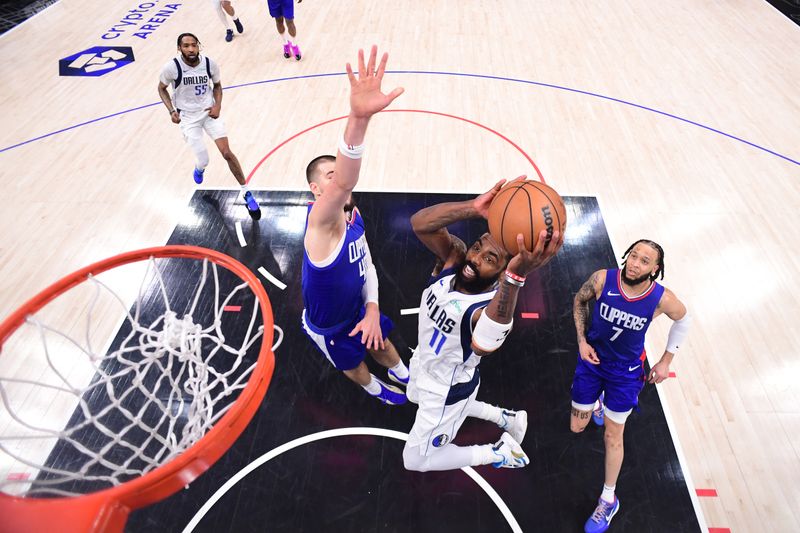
[491,432,529,469]
[499,409,528,444]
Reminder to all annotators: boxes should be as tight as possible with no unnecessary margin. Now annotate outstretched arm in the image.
[648,289,689,383]
[308,46,404,235]
[410,178,515,270]
[574,270,605,365]
[471,230,564,356]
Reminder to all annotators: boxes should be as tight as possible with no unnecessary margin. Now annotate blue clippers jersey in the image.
[587,269,664,362]
[302,204,369,334]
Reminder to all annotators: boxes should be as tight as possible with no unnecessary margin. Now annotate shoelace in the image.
[590,501,613,523]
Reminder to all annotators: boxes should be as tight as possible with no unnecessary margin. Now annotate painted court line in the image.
[695,488,718,497]
[181,427,522,533]
[258,267,287,290]
[400,308,420,315]
[235,221,247,247]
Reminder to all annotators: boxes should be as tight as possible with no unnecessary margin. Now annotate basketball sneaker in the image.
[370,378,407,405]
[283,43,291,58]
[592,392,605,426]
[193,167,204,184]
[387,368,409,387]
[584,496,620,533]
[225,29,234,42]
[234,18,244,34]
[243,191,261,220]
[499,409,528,444]
[292,44,302,61]
[491,432,529,469]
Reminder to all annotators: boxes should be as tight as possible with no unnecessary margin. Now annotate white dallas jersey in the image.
[412,271,496,393]
[159,55,220,113]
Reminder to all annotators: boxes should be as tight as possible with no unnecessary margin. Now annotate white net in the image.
[0,255,281,497]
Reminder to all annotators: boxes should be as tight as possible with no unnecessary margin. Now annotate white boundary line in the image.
[234,221,247,247]
[594,193,709,532]
[182,427,522,533]
[257,266,287,290]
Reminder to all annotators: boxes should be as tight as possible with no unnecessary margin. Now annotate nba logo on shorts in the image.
[59,46,135,77]
[432,434,450,447]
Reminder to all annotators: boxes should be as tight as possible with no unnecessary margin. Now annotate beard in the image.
[454,261,498,293]
[621,267,651,286]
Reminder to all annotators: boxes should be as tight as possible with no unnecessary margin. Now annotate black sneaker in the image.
[234,18,243,34]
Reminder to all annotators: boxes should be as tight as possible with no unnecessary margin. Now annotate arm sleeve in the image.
[159,60,178,86]
[666,312,691,353]
[361,240,379,305]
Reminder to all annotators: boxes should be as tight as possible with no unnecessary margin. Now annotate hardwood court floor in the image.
[1,1,799,531]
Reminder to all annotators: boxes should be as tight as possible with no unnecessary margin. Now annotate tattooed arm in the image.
[574,270,605,365]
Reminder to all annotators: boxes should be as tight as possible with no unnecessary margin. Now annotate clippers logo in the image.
[59,46,135,77]
[432,434,450,447]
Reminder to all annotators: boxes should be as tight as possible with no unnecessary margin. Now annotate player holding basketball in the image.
[403,179,563,471]
[301,46,410,405]
[571,239,691,533]
[209,0,244,42]
[268,0,302,60]
[157,33,261,220]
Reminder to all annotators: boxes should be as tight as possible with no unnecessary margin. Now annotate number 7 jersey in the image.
[587,268,665,362]
[412,270,496,392]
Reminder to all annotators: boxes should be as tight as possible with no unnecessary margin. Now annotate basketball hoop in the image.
[0,246,277,533]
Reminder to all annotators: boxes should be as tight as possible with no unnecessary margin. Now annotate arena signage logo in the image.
[58,47,135,77]
[59,1,181,77]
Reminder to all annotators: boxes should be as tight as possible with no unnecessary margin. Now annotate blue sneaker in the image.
[387,368,409,387]
[592,392,605,426]
[491,432,529,468]
[499,409,528,444]
[585,497,620,533]
[225,29,233,42]
[243,191,261,220]
[370,378,406,405]
[193,167,204,184]
[234,18,244,34]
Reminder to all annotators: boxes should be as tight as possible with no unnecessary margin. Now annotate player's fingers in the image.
[512,175,527,183]
[532,230,547,255]
[376,51,389,78]
[493,178,506,191]
[366,45,378,77]
[346,62,356,84]
[386,86,405,103]
[357,48,366,79]
[348,323,362,337]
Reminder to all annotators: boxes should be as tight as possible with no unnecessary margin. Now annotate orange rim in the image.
[0,246,275,533]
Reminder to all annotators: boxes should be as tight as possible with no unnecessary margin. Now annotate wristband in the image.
[338,135,365,159]
[504,270,525,287]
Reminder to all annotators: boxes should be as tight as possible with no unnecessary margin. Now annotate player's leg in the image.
[221,0,244,34]
[206,118,261,219]
[465,400,528,444]
[365,312,409,385]
[180,116,210,184]
[403,386,528,471]
[570,356,604,433]
[210,0,234,42]
[583,371,640,533]
[284,5,301,61]
[301,313,406,405]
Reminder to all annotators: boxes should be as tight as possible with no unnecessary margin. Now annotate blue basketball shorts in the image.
[267,0,294,19]
[571,355,645,413]
[302,306,394,371]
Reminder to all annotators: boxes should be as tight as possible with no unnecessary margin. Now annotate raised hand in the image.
[507,229,564,278]
[472,175,527,219]
[345,45,404,120]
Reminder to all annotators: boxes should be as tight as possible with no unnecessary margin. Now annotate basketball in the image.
[487,180,567,255]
